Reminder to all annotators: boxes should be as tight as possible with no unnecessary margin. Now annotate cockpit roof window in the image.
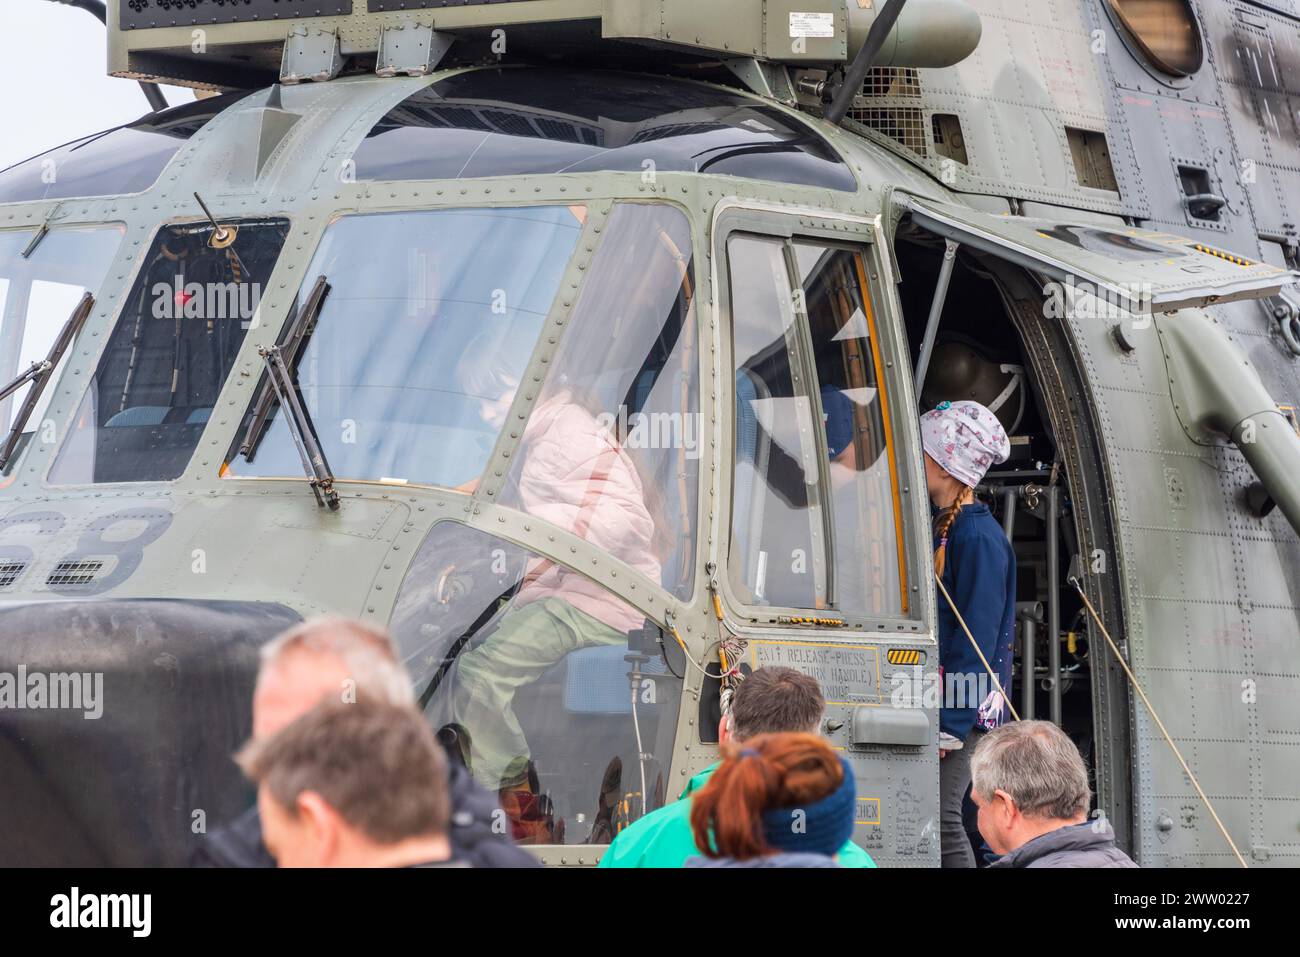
[0,92,250,205]
[353,68,856,192]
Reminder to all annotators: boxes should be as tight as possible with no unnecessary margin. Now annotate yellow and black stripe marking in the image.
[778,615,848,627]
[886,648,926,666]
[1192,244,1254,267]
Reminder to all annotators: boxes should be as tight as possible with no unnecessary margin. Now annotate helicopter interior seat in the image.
[560,643,670,715]
[104,405,212,427]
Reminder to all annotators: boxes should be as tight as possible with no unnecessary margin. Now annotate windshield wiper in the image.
[258,342,340,511]
[0,360,53,404]
[0,292,94,471]
[240,275,329,461]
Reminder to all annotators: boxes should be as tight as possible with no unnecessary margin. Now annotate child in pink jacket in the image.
[452,349,661,791]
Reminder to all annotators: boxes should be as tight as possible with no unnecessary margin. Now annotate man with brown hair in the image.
[598,666,876,868]
[238,701,463,868]
[722,665,827,741]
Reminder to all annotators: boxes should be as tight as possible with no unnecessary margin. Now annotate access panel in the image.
[745,637,939,866]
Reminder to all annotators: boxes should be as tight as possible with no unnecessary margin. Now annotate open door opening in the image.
[893,219,1135,856]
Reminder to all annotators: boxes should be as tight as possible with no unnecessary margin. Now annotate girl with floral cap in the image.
[919,399,1016,868]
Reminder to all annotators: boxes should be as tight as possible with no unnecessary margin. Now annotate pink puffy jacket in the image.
[507,393,661,634]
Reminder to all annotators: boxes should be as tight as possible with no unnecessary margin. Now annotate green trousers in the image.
[452,597,625,790]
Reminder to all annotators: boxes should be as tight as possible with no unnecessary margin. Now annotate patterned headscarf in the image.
[920,400,1011,488]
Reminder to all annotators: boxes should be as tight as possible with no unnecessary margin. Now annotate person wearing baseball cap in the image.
[919,400,1017,868]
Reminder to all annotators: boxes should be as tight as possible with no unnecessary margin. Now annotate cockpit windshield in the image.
[225,206,585,489]
[0,225,124,477]
[48,217,288,485]
[227,201,700,600]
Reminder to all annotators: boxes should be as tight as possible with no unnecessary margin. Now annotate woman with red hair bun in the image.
[687,732,857,868]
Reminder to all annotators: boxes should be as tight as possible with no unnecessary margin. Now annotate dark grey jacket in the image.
[192,762,539,868]
[987,821,1138,868]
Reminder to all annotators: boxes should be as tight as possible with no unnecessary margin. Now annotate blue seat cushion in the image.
[563,644,669,715]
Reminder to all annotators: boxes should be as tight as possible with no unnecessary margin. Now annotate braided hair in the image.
[933,485,976,578]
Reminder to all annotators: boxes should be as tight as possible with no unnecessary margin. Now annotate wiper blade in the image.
[240,275,329,461]
[259,343,340,511]
[0,292,94,471]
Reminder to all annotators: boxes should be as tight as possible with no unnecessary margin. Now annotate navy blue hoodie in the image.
[933,502,1016,739]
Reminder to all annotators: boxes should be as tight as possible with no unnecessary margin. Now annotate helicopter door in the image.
[905,196,1297,313]
[723,228,912,621]
[716,218,938,866]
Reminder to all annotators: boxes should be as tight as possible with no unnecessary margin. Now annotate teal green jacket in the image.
[597,763,877,868]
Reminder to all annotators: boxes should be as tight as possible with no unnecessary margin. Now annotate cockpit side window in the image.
[0,225,124,478]
[225,206,585,490]
[48,217,288,485]
[499,203,700,601]
[391,521,683,846]
[727,234,829,609]
[726,233,908,618]
[795,242,908,617]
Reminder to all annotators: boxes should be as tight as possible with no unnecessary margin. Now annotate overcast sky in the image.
[0,0,195,171]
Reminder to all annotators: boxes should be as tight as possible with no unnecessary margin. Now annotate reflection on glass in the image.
[391,522,682,845]
[228,206,584,489]
[728,234,828,609]
[0,225,123,473]
[0,93,248,205]
[49,218,288,484]
[796,243,905,617]
[354,68,856,192]
[499,204,700,599]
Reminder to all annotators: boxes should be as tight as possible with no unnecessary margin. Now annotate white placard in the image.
[790,12,835,39]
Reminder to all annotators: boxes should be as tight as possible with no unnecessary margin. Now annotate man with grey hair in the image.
[193,615,537,867]
[971,720,1137,868]
[249,615,415,740]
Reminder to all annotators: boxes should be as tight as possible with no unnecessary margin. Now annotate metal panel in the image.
[119,0,353,31]
[907,196,1297,311]
[746,638,939,864]
[370,0,541,7]
[764,0,845,61]
[1202,2,1300,245]
[851,706,931,746]
[896,0,1137,215]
